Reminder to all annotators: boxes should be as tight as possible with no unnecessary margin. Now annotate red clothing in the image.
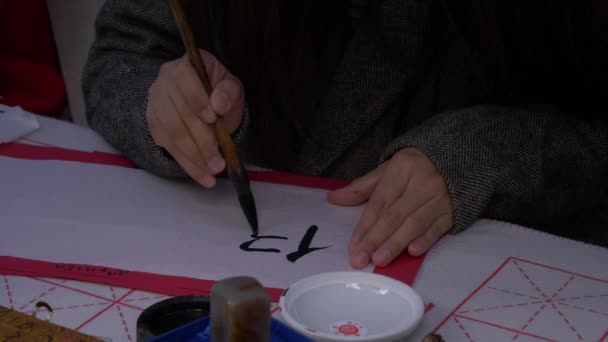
[0,0,66,116]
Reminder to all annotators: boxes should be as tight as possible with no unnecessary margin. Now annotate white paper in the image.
[0,157,370,290]
[0,105,40,143]
[2,156,607,341]
[410,221,608,341]
[18,114,118,153]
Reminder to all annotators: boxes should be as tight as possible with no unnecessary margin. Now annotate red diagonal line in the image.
[453,317,474,342]
[520,303,547,331]
[600,330,608,342]
[433,257,514,333]
[18,280,68,311]
[486,286,540,300]
[549,276,575,300]
[30,277,143,311]
[75,289,136,331]
[550,303,583,341]
[3,275,14,309]
[557,302,608,318]
[511,258,608,284]
[26,302,109,313]
[513,260,548,299]
[111,287,133,341]
[122,295,168,303]
[271,306,281,315]
[453,315,558,342]
[556,294,608,302]
[459,300,544,314]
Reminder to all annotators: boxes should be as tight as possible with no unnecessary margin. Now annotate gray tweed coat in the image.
[82,0,608,243]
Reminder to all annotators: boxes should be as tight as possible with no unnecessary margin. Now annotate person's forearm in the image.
[380,104,608,232]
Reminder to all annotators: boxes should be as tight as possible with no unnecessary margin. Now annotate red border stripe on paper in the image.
[0,142,425,294]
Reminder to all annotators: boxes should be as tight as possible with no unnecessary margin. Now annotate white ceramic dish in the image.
[279,271,424,342]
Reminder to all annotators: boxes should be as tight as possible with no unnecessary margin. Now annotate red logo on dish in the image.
[338,323,360,336]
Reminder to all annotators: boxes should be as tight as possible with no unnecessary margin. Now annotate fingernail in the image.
[212,90,231,113]
[200,175,216,188]
[208,155,225,174]
[408,243,424,256]
[373,249,391,266]
[200,108,216,123]
[352,251,370,269]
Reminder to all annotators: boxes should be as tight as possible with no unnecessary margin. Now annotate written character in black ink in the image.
[239,225,331,262]
[239,234,288,253]
[285,225,330,263]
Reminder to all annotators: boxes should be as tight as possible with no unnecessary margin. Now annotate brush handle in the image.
[169,0,245,178]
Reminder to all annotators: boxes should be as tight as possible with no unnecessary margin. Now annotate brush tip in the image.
[238,192,259,235]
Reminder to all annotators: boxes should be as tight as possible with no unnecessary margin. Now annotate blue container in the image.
[149,316,314,342]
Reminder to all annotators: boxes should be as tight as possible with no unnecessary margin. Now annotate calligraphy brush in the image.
[169,0,259,235]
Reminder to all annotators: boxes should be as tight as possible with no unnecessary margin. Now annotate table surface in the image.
[3,114,608,342]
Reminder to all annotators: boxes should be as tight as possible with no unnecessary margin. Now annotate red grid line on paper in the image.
[122,295,167,303]
[433,257,512,332]
[32,277,144,311]
[18,279,68,311]
[453,315,558,342]
[514,266,582,337]
[3,275,14,309]
[75,289,136,331]
[557,302,608,318]
[26,302,109,314]
[518,303,546,333]
[486,286,540,300]
[513,260,550,299]
[111,287,133,342]
[459,300,544,314]
[556,294,608,301]
[453,316,475,342]
[550,303,583,340]
[434,257,608,341]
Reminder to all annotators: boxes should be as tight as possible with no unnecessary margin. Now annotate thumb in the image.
[327,167,383,206]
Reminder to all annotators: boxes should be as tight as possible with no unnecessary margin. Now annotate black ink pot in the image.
[136,295,210,342]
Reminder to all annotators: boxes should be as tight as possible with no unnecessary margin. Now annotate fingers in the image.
[147,108,216,187]
[197,50,245,131]
[327,165,385,206]
[352,189,432,269]
[408,198,453,256]
[169,56,212,122]
[348,148,454,269]
[372,197,447,266]
[348,159,414,263]
[166,80,225,175]
[145,50,246,188]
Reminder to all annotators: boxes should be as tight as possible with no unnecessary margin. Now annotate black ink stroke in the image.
[240,234,288,253]
[286,225,331,262]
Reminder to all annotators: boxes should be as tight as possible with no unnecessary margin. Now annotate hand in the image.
[328,148,454,269]
[146,49,245,187]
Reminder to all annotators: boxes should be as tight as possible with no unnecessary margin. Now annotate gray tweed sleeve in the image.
[82,0,250,179]
[380,105,608,233]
